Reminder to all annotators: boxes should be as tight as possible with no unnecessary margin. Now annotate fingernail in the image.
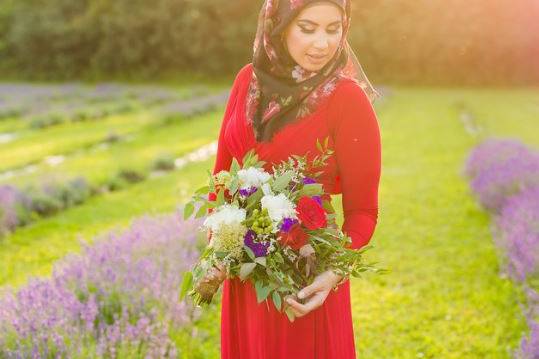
[298,291,304,299]
[286,298,292,304]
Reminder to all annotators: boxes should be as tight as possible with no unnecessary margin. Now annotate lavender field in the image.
[0,84,538,358]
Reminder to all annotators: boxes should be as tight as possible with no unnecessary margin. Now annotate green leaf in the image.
[239,263,256,280]
[254,256,267,267]
[179,271,193,301]
[284,307,296,322]
[230,158,241,173]
[272,291,282,311]
[195,203,208,218]
[228,177,239,194]
[273,171,293,192]
[316,138,323,153]
[195,185,210,195]
[299,183,323,196]
[216,187,225,205]
[243,245,256,261]
[255,282,272,303]
[183,202,194,220]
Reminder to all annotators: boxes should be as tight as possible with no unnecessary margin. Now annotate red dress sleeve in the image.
[330,81,382,250]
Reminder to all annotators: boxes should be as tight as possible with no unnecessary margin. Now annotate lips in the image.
[307,54,327,59]
[307,54,327,63]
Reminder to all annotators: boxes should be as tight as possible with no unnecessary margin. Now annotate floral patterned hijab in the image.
[246,0,380,143]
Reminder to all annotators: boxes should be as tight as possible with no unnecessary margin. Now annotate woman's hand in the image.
[203,263,227,283]
[284,270,344,318]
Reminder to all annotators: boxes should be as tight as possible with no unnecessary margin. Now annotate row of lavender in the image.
[0,83,211,129]
[0,146,214,238]
[0,212,204,357]
[464,139,539,358]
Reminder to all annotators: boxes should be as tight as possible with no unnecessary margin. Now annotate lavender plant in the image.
[465,139,539,212]
[495,186,539,284]
[0,213,204,358]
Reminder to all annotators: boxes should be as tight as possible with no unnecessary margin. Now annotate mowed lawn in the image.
[1,86,537,358]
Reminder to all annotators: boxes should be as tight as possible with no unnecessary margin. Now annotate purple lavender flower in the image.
[0,212,202,356]
[280,217,298,232]
[465,140,539,212]
[464,139,532,180]
[243,229,269,257]
[302,177,317,185]
[239,186,258,197]
[495,186,539,283]
[0,185,31,235]
[516,321,539,359]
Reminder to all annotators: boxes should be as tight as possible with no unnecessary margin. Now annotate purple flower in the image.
[239,186,258,197]
[312,196,322,206]
[280,217,298,232]
[465,139,539,212]
[302,177,316,185]
[243,229,269,257]
[495,186,539,283]
[516,321,539,359]
[0,212,202,356]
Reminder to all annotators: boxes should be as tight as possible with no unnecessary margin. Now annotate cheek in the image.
[286,29,311,57]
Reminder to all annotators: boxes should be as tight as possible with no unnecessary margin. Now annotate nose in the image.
[313,35,330,51]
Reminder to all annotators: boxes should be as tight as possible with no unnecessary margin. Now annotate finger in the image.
[298,284,320,300]
[302,291,325,312]
[286,298,308,315]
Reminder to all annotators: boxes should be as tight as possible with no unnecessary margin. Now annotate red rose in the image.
[278,224,308,250]
[296,196,327,230]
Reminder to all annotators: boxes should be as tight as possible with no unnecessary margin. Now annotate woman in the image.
[206,0,381,357]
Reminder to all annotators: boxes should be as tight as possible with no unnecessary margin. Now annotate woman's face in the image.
[284,3,343,72]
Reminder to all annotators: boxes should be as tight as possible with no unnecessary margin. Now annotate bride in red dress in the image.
[206,1,381,357]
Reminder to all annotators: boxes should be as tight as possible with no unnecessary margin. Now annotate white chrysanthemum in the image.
[261,193,297,223]
[237,167,271,189]
[203,204,246,232]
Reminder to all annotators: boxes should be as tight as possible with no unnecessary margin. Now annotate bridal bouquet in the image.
[179,136,384,321]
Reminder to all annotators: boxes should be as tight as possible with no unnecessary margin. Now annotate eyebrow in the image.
[297,19,341,27]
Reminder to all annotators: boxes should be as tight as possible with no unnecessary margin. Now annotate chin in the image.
[300,62,327,72]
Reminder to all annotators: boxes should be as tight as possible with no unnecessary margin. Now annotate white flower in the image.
[261,193,297,223]
[237,167,271,190]
[203,204,246,232]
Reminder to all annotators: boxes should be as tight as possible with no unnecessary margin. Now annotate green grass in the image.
[0,158,214,288]
[1,86,537,358]
[0,112,156,172]
[0,109,224,186]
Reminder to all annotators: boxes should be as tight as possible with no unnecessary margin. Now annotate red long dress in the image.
[209,63,381,359]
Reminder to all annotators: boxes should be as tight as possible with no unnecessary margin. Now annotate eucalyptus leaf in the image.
[254,256,267,267]
[273,171,293,192]
[240,263,256,280]
[243,245,256,261]
[272,291,282,311]
[255,282,272,303]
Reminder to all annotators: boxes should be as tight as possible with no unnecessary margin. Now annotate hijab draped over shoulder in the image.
[246,0,380,142]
